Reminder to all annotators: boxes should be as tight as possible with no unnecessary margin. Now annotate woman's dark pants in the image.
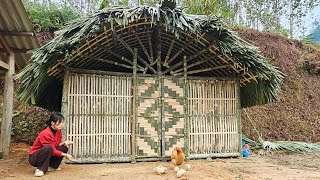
[28,145,68,173]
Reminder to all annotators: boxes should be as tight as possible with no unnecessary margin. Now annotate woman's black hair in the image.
[46,112,64,126]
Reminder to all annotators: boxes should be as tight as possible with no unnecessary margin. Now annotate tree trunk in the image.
[275,0,281,32]
[290,0,294,38]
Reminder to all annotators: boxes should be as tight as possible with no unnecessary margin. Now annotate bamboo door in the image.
[64,73,132,163]
[162,77,185,157]
[135,76,185,159]
[135,76,161,158]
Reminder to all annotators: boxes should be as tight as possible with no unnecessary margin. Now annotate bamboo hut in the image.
[17,2,283,163]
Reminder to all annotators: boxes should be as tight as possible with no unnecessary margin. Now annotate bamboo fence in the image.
[63,71,240,162]
[65,72,132,162]
[187,79,240,158]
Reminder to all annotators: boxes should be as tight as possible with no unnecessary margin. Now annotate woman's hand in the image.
[63,140,73,146]
[62,153,77,162]
[65,154,77,162]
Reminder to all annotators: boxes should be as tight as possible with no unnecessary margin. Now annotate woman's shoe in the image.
[34,169,44,177]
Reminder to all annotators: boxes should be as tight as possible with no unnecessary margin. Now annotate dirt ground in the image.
[1,143,320,180]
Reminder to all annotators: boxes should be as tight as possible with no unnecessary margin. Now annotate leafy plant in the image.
[23,2,79,32]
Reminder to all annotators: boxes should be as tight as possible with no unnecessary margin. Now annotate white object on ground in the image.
[174,166,180,172]
[176,168,187,177]
[154,165,167,175]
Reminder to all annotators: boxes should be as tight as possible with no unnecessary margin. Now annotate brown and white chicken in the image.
[171,147,185,166]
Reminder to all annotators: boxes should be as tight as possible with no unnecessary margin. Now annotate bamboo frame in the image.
[236,79,242,154]
[48,26,232,81]
[47,20,257,87]
[175,64,232,76]
[147,31,154,63]
[183,56,190,160]
[163,40,175,67]
[135,33,152,64]
[171,55,218,75]
[131,48,138,162]
[61,69,70,143]
[113,32,157,74]
[104,48,145,71]
[88,56,134,70]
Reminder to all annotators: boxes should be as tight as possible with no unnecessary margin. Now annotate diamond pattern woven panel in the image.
[163,78,185,156]
[136,77,160,157]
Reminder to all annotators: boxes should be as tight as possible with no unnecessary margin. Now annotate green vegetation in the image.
[22,0,320,39]
[23,1,79,32]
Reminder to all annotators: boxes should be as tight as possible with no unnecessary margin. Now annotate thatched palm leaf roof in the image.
[17,5,283,110]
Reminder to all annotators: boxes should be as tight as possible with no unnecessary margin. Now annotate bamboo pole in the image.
[131,48,137,162]
[157,46,166,159]
[61,69,70,151]
[135,33,152,64]
[172,55,218,75]
[147,32,154,63]
[115,33,157,74]
[104,48,145,71]
[175,65,231,76]
[236,80,241,155]
[183,56,190,159]
[163,40,175,67]
[90,57,135,70]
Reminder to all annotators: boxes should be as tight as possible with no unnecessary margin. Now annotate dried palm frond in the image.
[243,136,320,153]
[16,4,283,110]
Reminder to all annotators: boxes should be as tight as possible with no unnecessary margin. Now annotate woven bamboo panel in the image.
[163,78,185,156]
[136,76,160,157]
[187,79,239,157]
[65,73,132,161]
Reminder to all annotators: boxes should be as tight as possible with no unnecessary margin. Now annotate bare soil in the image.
[1,143,320,180]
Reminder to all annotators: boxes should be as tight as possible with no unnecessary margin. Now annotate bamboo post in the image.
[236,80,242,156]
[157,51,165,160]
[61,69,70,144]
[183,56,190,160]
[155,26,165,160]
[0,52,14,156]
[131,48,138,163]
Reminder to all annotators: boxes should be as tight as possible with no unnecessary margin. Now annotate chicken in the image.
[171,147,185,166]
[174,166,180,172]
[185,164,191,170]
[176,168,187,178]
[154,165,167,175]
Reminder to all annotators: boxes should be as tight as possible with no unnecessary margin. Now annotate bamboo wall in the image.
[187,79,239,158]
[65,73,132,162]
[63,72,240,162]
